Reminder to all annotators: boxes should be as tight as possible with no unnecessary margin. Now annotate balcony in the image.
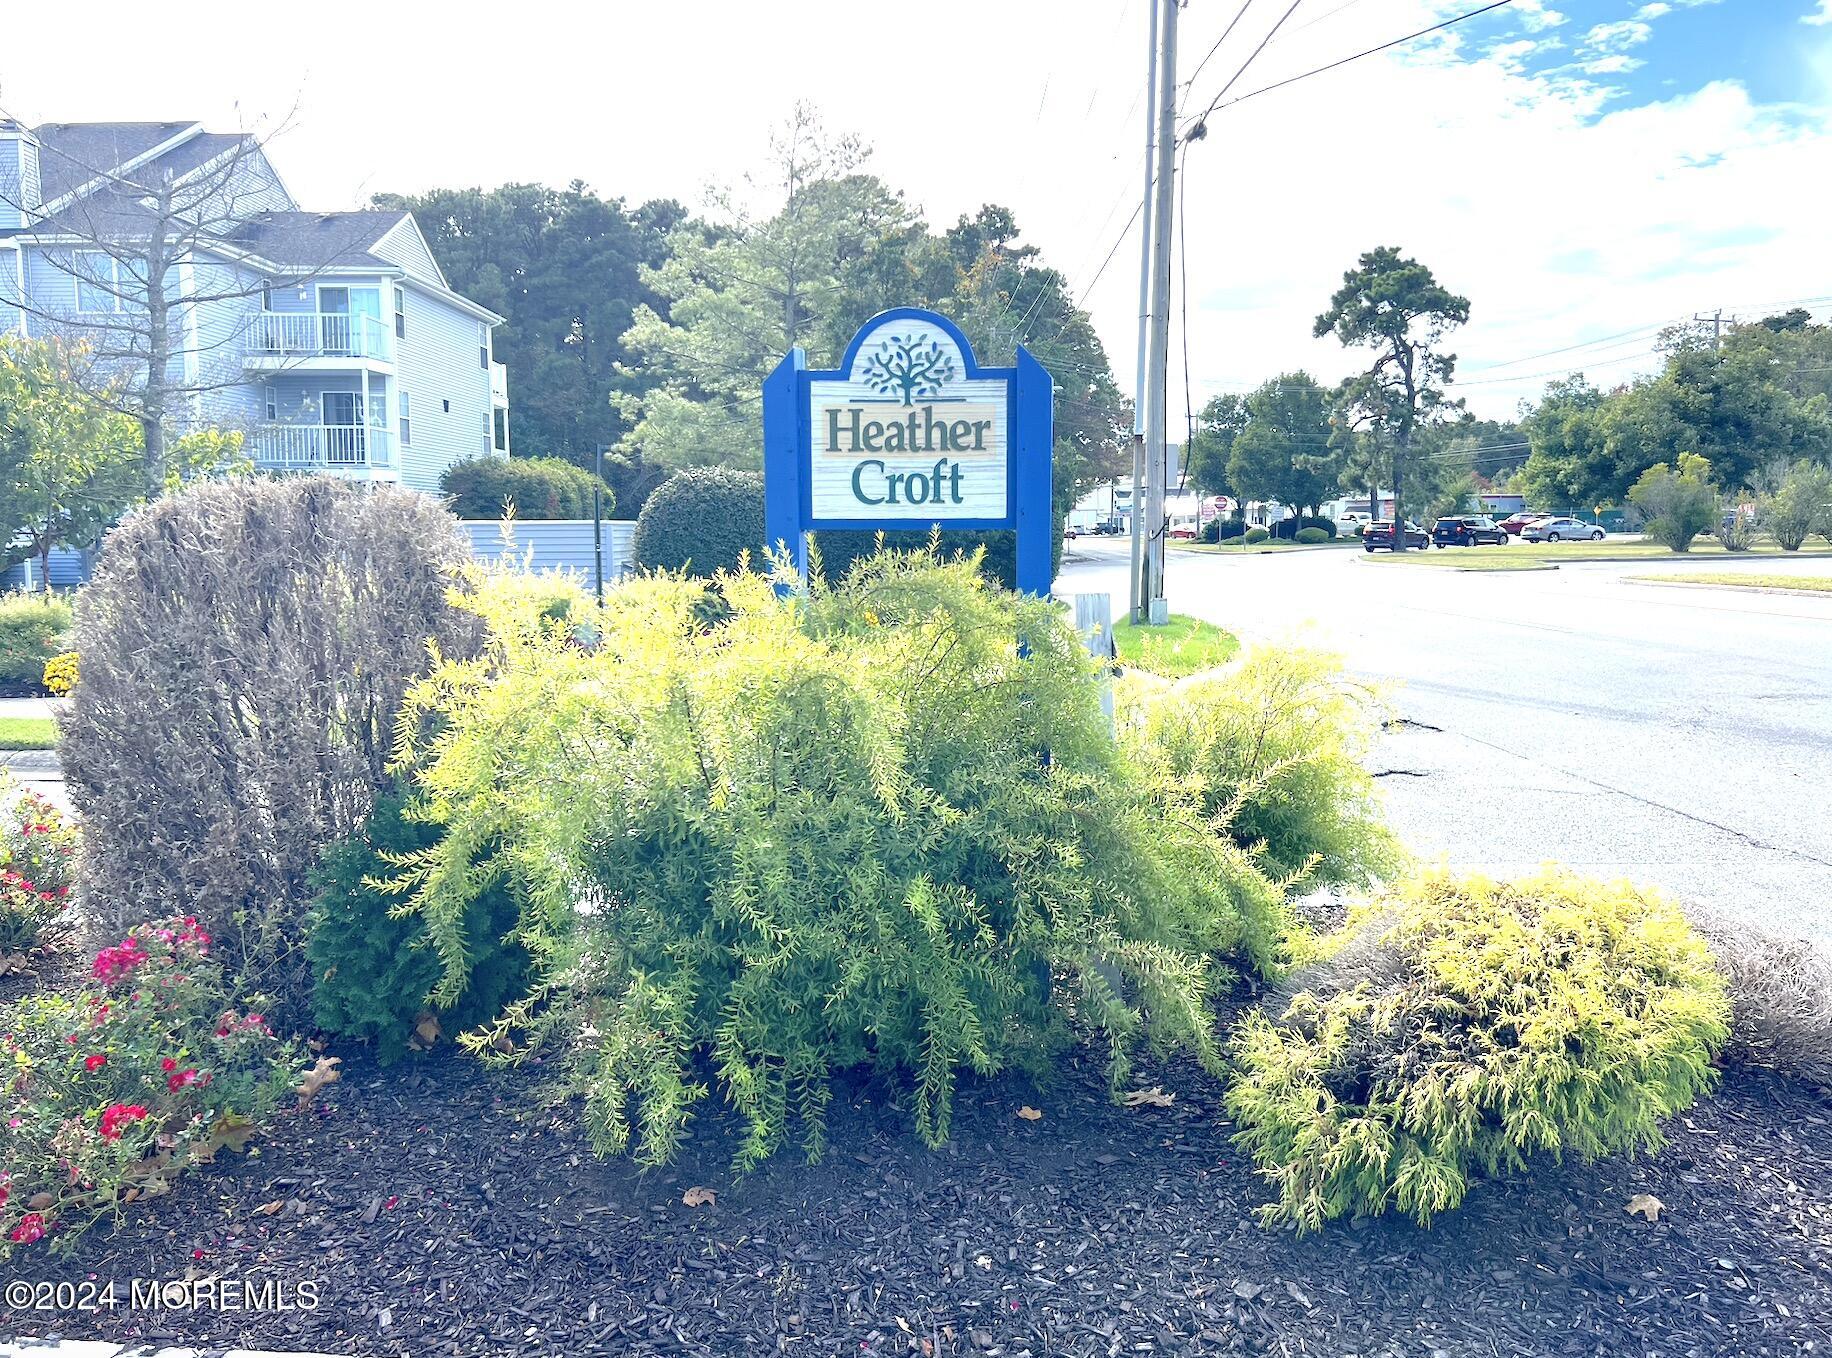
[252,424,394,472]
[245,312,393,368]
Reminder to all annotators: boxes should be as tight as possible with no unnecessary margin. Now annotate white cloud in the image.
[1516,0,1569,32]
[1583,55,1645,74]
[1636,2,1673,18]
[1583,20,1655,54]
[1805,0,1832,25]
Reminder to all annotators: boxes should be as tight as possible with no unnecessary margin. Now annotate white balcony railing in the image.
[253,424,394,470]
[247,312,393,362]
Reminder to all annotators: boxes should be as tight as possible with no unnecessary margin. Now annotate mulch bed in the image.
[7,1039,1830,1358]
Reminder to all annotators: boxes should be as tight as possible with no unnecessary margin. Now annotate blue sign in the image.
[762,307,1054,596]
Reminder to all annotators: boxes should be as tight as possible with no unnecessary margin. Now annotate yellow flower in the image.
[864,609,881,627]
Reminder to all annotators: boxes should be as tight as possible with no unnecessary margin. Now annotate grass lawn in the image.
[1632,571,1832,594]
[0,716,57,750]
[1364,537,1832,569]
[1110,613,1239,677]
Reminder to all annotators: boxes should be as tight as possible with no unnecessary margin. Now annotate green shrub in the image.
[0,595,73,687]
[631,467,767,576]
[1198,519,1221,544]
[1244,527,1270,544]
[1759,461,1832,552]
[1228,869,1729,1234]
[1121,645,1401,888]
[308,790,528,1064]
[0,773,77,956]
[0,917,301,1256]
[1216,517,1247,541]
[390,550,1292,1169]
[1294,527,1330,545]
[440,456,614,520]
[1629,453,1717,552]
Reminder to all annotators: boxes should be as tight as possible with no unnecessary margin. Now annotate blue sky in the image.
[1466,0,1829,111]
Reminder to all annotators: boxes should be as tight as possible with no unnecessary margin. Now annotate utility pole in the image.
[1140,0,1179,626]
[1128,0,1159,624]
[1694,310,1727,351]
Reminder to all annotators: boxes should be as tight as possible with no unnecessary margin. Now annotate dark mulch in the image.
[7,1045,1831,1358]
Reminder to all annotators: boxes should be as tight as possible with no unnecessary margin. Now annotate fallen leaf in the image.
[199,1113,258,1160]
[682,1186,716,1208]
[413,1013,442,1048]
[491,1034,515,1054]
[1016,1106,1044,1121]
[26,1191,53,1210]
[1233,1280,1265,1302]
[1122,1087,1175,1108]
[256,1200,285,1217]
[361,1195,383,1224]
[1626,1193,1665,1222]
[1285,1280,1312,1309]
[294,1055,342,1108]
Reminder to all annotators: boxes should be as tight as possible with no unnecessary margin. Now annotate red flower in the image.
[10,1212,46,1244]
[167,1068,199,1093]
[83,1054,107,1072]
[160,1057,177,1072]
[99,1103,148,1141]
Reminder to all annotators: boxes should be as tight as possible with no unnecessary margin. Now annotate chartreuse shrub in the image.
[1120,646,1400,889]
[387,548,1291,1169]
[0,773,78,957]
[0,918,301,1255]
[1227,869,1730,1234]
[307,789,528,1063]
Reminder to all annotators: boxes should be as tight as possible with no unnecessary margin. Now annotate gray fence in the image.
[460,518,638,586]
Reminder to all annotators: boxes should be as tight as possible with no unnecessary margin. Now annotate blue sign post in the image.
[762,307,1054,596]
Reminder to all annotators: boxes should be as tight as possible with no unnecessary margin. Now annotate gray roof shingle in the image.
[223,210,406,268]
[33,121,198,200]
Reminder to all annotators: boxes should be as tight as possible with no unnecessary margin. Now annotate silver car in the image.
[1522,516,1604,543]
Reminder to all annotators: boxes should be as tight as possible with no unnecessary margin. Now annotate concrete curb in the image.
[1627,577,1832,601]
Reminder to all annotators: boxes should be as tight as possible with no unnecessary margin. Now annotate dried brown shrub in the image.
[61,478,475,1003]
[1692,912,1832,1091]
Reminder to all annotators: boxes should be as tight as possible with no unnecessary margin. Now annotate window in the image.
[399,391,412,446]
[394,287,406,339]
[73,251,125,313]
[442,398,450,413]
[260,281,272,312]
[493,407,508,453]
[483,412,492,453]
[263,385,277,422]
[478,322,490,370]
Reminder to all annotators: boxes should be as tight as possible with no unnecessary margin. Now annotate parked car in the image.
[1363,520,1429,552]
[1522,516,1605,543]
[1499,510,1551,535]
[1431,515,1510,547]
[1169,525,1198,540]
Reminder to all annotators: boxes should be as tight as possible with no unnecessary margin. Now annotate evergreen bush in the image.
[1244,527,1270,544]
[1227,869,1730,1233]
[441,456,615,520]
[1198,519,1221,544]
[308,790,529,1064]
[389,548,1292,1168]
[1216,517,1247,541]
[631,467,767,576]
[1121,645,1401,888]
[1294,527,1330,545]
[0,595,72,688]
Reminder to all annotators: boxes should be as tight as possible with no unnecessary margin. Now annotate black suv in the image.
[1431,515,1509,547]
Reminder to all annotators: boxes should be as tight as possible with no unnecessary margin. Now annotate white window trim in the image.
[393,286,406,339]
[72,250,122,314]
[399,390,412,446]
[263,385,277,422]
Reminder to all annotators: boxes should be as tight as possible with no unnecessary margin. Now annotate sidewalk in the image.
[0,696,61,721]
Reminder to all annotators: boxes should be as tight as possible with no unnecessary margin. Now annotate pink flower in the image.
[167,1068,200,1093]
[160,1057,177,1072]
[10,1212,46,1244]
[83,1054,106,1072]
[99,1103,147,1141]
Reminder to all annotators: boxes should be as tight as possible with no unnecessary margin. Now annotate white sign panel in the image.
[807,318,1009,521]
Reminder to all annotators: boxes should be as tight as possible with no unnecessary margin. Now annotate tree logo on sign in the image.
[860,331,957,406]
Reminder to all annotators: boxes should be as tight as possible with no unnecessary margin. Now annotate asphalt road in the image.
[1058,538,1832,944]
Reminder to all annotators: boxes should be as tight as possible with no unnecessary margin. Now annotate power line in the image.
[1184,0,1518,133]
[1181,0,1307,137]
[1182,0,1258,92]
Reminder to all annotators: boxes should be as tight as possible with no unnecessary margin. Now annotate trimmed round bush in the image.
[1228,868,1729,1233]
[632,467,767,576]
[1294,527,1330,545]
[1244,526,1270,544]
[441,456,614,520]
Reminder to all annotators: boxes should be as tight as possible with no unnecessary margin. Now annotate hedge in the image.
[0,595,74,687]
[441,456,615,520]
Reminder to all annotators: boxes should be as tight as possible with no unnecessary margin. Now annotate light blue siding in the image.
[372,219,443,286]
[395,284,497,493]
[460,519,636,583]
